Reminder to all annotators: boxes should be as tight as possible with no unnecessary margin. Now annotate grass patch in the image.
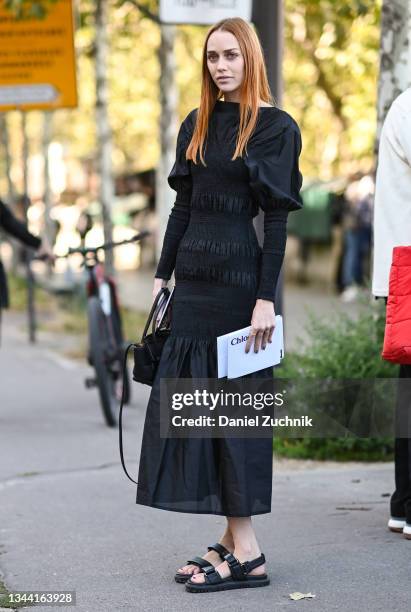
[274,295,397,462]
[273,438,394,462]
[121,307,148,343]
[8,273,148,360]
[8,272,51,311]
[0,575,35,608]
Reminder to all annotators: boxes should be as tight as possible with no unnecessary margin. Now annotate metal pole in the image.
[252,0,284,316]
[42,111,54,277]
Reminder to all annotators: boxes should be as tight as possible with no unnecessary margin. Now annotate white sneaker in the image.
[388,517,406,533]
[340,285,360,303]
[403,523,411,539]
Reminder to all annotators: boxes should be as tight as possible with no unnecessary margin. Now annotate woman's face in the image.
[206,30,244,100]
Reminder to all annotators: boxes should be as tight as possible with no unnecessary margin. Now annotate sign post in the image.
[159,0,252,24]
[0,0,77,342]
[0,0,77,111]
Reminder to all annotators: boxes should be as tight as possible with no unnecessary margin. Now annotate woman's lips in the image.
[217,77,231,81]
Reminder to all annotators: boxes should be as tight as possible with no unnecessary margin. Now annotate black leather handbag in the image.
[119,286,173,484]
[132,286,173,386]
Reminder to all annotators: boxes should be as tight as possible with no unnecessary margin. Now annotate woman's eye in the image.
[208,53,237,61]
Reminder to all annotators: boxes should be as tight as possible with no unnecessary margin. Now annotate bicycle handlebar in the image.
[55,230,151,259]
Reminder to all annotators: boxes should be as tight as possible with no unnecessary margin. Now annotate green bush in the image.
[8,272,50,310]
[280,297,397,379]
[275,296,397,461]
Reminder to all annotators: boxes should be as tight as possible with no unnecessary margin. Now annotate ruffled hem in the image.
[159,333,274,379]
[136,495,272,517]
[159,334,218,378]
[135,321,274,516]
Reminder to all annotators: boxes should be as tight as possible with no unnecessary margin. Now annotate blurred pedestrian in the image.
[341,174,374,302]
[0,198,54,310]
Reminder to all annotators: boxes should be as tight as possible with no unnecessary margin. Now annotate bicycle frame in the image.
[52,231,150,426]
[85,255,119,317]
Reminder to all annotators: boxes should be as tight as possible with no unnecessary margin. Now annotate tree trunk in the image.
[377,0,411,140]
[95,0,115,275]
[156,23,178,267]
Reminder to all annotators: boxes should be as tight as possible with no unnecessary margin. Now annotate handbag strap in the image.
[141,287,169,342]
[151,288,173,336]
[151,295,165,336]
[119,343,139,484]
[120,289,172,485]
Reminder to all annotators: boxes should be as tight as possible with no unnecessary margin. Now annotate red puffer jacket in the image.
[382,246,411,364]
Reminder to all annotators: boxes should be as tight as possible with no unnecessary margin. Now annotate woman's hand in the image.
[36,240,55,264]
[152,277,168,301]
[245,299,276,353]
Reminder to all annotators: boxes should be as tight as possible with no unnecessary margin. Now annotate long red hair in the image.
[186,17,274,166]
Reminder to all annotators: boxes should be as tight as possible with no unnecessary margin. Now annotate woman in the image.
[136,17,303,593]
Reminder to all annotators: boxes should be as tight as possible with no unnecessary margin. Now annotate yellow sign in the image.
[0,0,77,110]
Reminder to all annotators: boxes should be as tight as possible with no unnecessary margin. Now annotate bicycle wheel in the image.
[110,299,131,406]
[88,296,118,427]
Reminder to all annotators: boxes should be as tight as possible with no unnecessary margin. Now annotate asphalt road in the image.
[0,313,409,612]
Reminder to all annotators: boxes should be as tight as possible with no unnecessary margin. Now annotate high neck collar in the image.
[214,100,240,113]
[213,100,276,113]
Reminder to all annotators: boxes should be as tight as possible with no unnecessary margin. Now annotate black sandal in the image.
[185,551,269,592]
[174,543,231,583]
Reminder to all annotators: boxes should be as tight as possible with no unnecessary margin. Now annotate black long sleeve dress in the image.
[136,100,303,516]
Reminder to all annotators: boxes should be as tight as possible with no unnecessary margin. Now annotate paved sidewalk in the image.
[0,312,409,611]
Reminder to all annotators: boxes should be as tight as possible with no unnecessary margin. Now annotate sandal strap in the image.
[201,552,267,585]
[186,556,213,570]
[222,552,266,581]
[240,552,266,575]
[206,542,230,560]
[203,566,225,584]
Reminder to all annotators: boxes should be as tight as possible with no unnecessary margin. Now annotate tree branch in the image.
[302,22,348,131]
[125,0,161,24]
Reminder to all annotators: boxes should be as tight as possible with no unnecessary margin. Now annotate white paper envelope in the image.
[217,316,284,379]
[227,316,283,378]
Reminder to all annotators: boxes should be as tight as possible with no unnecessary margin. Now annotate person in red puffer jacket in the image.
[372,88,411,539]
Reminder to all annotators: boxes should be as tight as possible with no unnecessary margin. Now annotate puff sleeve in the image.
[245,120,303,302]
[155,118,193,280]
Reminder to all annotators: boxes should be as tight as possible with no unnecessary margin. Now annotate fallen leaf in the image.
[289,592,316,600]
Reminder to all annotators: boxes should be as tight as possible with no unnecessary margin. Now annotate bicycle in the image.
[55,231,150,427]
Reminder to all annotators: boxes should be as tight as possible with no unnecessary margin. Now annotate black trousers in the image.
[384,297,411,521]
[391,363,411,521]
